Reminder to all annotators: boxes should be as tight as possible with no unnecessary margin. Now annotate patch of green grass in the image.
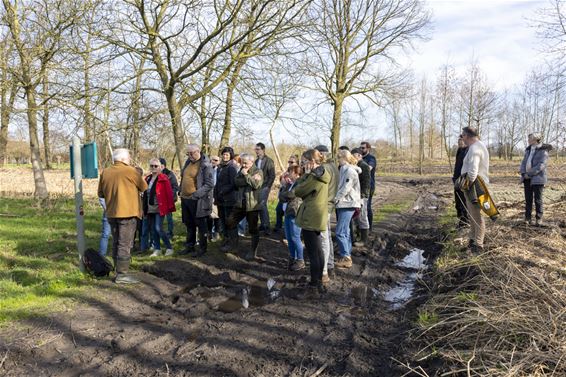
[373,198,415,224]
[0,197,106,324]
[456,291,478,302]
[417,309,439,327]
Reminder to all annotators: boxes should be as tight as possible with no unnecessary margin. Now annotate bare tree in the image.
[306,0,429,156]
[0,34,18,167]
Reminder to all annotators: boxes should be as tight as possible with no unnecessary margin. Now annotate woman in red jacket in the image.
[144,158,176,256]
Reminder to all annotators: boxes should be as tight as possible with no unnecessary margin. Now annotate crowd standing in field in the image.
[97,126,549,287]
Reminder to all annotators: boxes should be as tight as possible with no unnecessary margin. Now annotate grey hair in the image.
[112,148,130,163]
[240,153,254,162]
[149,157,160,165]
[187,143,200,151]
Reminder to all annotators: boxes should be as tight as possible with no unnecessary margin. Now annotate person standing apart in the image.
[519,133,551,226]
[97,148,148,284]
[294,149,330,296]
[460,127,490,253]
[453,136,469,229]
[360,141,377,230]
[179,144,214,257]
[254,142,276,235]
[144,158,176,257]
[159,158,179,239]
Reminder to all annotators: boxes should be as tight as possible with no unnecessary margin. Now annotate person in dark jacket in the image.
[144,158,176,257]
[351,148,371,246]
[519,133,551,226]
[159,158,179,239]
[222,153,264,260]
[179,144,215,257]
[215,146,239,247]
[360,141,377,230]
[273,155,300,234]
[453,136,469,228]
[254,142,276,235]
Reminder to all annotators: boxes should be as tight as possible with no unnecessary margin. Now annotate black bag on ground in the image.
[83,248,113,277]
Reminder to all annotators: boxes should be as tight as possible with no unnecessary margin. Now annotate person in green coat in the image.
[294,149,330,296]
[222,153,264,260]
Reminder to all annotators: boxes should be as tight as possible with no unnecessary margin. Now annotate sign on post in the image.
[70,138,98,272]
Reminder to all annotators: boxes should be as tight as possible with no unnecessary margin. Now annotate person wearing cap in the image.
[351,148,371,247]
[453,136,469,229]
[314,144,339,284]
[254,142,276,235]
[159,158,179,239]
[179,144,215,257]
[359,141,377,230]
[519,133,551,226]
[460,126,490,253]
[216,147,240,248]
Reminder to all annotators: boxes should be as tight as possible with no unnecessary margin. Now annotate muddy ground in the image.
[0,174,563,376]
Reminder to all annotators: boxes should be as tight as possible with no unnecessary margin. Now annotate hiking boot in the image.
[335,256,352,269]
[290,259,305,271]
[164,249,174,256]
[321,273,330,285]
[150,249,162,257]
[114,274,140,284]
[353,229,368,247]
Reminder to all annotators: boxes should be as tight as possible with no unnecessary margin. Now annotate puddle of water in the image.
[217,284,278,313]
[383,272,421,310]
[395,248,427,270]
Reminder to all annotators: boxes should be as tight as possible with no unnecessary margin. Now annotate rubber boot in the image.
[244,234,260,260]
[114,259,140,284]
[354,229,368,247]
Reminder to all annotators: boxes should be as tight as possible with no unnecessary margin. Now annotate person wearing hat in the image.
[519,133,552,226]
[159,157,179,239]
[460,126,490,253]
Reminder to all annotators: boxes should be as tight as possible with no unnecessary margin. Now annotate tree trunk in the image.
[199,94,209,155]
[330,96,344,157]
[165,87,187,170]
[25,85,49,199]
[83,32,93,141]
[219,61,245,153]
[130,57,144,162]
[42,71,52,169]
[0,78,16,169]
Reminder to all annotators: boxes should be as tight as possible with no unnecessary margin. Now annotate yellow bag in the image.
[476,176,499,220]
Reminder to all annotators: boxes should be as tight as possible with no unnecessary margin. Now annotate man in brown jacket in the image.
[98,148,148,284]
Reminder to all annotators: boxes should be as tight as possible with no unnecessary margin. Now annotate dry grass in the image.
[412,202,566,376]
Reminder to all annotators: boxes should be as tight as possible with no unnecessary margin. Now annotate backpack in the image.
[83,248,113,277]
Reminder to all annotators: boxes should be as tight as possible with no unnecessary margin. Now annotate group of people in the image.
[452,126,550,254]
[96,141,377,292]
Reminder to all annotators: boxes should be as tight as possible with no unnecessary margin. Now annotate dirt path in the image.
[0,177,450,376]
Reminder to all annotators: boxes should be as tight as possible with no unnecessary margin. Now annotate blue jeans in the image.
[274,201,284,230]
[336,208,355,257]
[166,212,174,239]
[284,215,303,260]
[149,213,172,250]
[140,216,152,251]
[99,212,111,256]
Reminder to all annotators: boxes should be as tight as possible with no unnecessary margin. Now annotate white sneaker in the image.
[164,249,174,256]
[150,249,162,257]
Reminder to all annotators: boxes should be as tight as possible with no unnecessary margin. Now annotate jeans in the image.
[149,213,172,250]
[336,208,355,257]
[140,216,153,251]
[302,230,324,286]
[524,181,544,220]
[166,212,174,239]
[99,212,111,256]
[321,212,334,274]
[274,201,284,230]
[284,215,303,260]
[258,187,271,230]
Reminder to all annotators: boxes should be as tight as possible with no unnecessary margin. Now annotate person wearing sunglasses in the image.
[142,158,176,257]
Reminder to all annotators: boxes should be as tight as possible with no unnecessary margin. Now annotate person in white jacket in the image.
[460,126,490,253]
[334,150,362,268]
